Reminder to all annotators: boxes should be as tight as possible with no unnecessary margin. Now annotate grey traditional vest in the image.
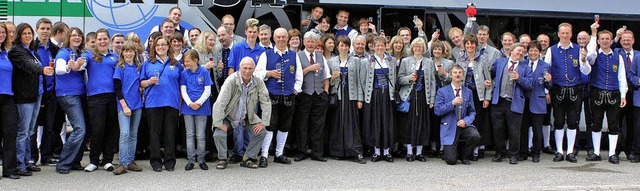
[298,50,326,95]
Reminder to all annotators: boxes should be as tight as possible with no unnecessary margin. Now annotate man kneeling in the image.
[212,57,271,169]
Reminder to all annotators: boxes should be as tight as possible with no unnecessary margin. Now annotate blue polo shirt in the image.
[85,50,118,96]
[36,40,55,92]
[228,40,265,70]
[140,57,183,110]
[113,62,143,112]
[179,66,213,116]
[55,48,86,97]
[0,51,12,95]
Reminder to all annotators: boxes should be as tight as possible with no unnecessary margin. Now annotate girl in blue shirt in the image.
[139,36,182,172]
[180,49,213,171]
[0,23,20,178]
[113,41,144,175]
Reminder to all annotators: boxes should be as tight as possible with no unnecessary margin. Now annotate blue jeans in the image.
[184,115,207,163]
[56,95,86,171]
[16,95,41,170]
[233,125,253,156]
[118,109,142,166]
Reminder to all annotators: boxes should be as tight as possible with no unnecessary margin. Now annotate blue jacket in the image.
[525,59,551,114]
[434,85,476,146]
[490,58,534,114]
[628,54,640,107]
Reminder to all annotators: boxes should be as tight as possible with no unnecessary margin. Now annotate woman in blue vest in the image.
[82,28,119,172]
[328,36,366,164]
[0,23,20,179]
[180,49,213,171]
[9,23,55,176]
[112,41,144,175]
[397,38,436,162]
[140,36,182,172]
[53,27,88,174]
[360,36,397,163]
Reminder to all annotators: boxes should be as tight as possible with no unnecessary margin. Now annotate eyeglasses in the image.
[156,43,169,47]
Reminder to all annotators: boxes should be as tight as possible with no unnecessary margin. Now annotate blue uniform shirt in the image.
[85,50,118,96]
[55,48,86,97]
[0,51,13,95]
[180,66,213,116]
[37,41,55,92]
[140,58,183,110]
[228,40,265,70]
[113,62,143,112]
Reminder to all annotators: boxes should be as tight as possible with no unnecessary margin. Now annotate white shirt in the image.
[587,48,628,98]
[543,40,592,75]
[373,54,389,69]
[255,47,304,93]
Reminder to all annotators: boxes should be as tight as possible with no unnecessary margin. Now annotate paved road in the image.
[1,151,640,190]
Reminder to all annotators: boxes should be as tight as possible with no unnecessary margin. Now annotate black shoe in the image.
[216,160,228,169]
[509,156,518,164]
[166,167,175,171]
[352,155,366,164]
[470,155,478,161]
[184,163,194,171]
[566,153,577,163]
[586,154,602,161]
[553,152,564,162]
[199,163,209,170]
[310,156,328,162]
[532,155,540,163]
[41,159,58,166]
[294,154,308,162]
[461,159,471,165]
[55,169,69,174]
[273,155,291,164]
[17,170,32,176]
[153,167,162,172]
[258,156,268,168]
[383,154,394,163]
[492,155,505,162]
[2,174,20,179]
[406,154,415,162]
[627,153,636,161]
[371,154,381,162]
[631,155,640,163]
[415,154,427,162]
[609,155,620,164]
[228,155,242,164]
[542,146,555,154]
[26,165,41,172]
[517,154,528,161]
[478,149,485,158]
[427,150,438,158]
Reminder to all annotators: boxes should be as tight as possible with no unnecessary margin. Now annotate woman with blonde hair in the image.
[389,35,406,68]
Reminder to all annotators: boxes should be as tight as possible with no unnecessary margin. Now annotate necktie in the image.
[627,53,632,68]
[509,61,516,72]
[455,88,460,97]
[265,46,272,50]
[480,47,486,56]
[530,62,534,69]
[310,52,315,65]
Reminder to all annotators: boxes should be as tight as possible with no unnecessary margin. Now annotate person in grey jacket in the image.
[396,38,437,162]
[212,57,270,169]
[427,40,454,157]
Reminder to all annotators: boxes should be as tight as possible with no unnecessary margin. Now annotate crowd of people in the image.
[0,5,638,179]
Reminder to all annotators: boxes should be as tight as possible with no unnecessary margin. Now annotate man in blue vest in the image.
[543,22,592,163]
[293,31,331,162]
[254,28,303,168]
[585,30,628,164]
[332,9,358,48]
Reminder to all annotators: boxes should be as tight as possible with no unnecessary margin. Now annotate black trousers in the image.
[0,95,18,176]
[551,85,583,130]
[589,89,621,134]
[146,107,178,169]
[617,91,634,155]
[38,91,65,163]
[87,93,119,165]
[520,98,544,156]
[633,107,640,155]
[294,92,328,157]
[267,94,295,132]
[443,127,480,165]
[491,98,522,157]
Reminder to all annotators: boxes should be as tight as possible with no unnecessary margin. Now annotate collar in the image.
[274,47,289,55]
[50,38,61,47]
[36,38,50,49]
[556,42,574,49]
[508,59,519,65]
[333,24,349,31]
[260,42,273,49]
[156,55,170,64]
[451,84,462,94]
[598,48,613,55]
[304,49,315,57]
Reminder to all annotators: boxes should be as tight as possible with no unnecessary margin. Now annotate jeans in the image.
[56,95,87,171]
[184,115,207,163]
[16,95,41,170]
[118,109,142,166]
[233,125,253,156]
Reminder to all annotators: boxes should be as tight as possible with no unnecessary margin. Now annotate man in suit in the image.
[489,43,534,165]
[221,14,247,44]
[614,30,638,161]
[434,65,480,165]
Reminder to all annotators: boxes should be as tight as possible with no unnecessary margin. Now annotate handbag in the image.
[396,58,423,113]
[374,57,410,113]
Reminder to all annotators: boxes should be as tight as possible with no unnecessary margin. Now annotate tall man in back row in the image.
[544,22,592,163]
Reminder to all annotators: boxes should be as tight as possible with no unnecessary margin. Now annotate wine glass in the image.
[48,55,54,68]
[154,70,160,85]
[276,62,284,83]
[69,53,76,62]
[594,14,600,23]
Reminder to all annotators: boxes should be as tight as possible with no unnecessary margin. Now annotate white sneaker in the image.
[84,164,98,172]
[103,163,115,171]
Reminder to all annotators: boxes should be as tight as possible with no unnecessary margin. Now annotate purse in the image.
[374,57,410,113]
[396,58,423,113]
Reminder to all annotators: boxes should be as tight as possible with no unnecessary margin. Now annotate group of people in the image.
[0,5,638,179]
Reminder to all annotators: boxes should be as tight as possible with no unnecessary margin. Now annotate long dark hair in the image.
[0,23,10,51]
[149,36,177,65]
[12,23,34,48]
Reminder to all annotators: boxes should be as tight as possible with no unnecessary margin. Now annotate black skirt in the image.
[362,88,394,148]
[397,89,430,146]
[329,86,363,157]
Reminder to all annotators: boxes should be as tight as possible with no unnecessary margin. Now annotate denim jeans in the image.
[184,115,207,163]
[55,95,87,171]
[233,125,253,156]
[118,109,142,166]
[16,95,41,170]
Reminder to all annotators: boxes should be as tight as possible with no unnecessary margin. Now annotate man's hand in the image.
[452,96,463,106]
[483,100,490,108]
[457,119,467,128]
[621,98,627,108]
[218,124,227,133]
[253,123,265,134]
[546,94,551,104]
[580,48,587,62]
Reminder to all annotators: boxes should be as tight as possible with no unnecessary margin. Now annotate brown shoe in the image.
[127,162,143,172]
[113,165,127,175]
